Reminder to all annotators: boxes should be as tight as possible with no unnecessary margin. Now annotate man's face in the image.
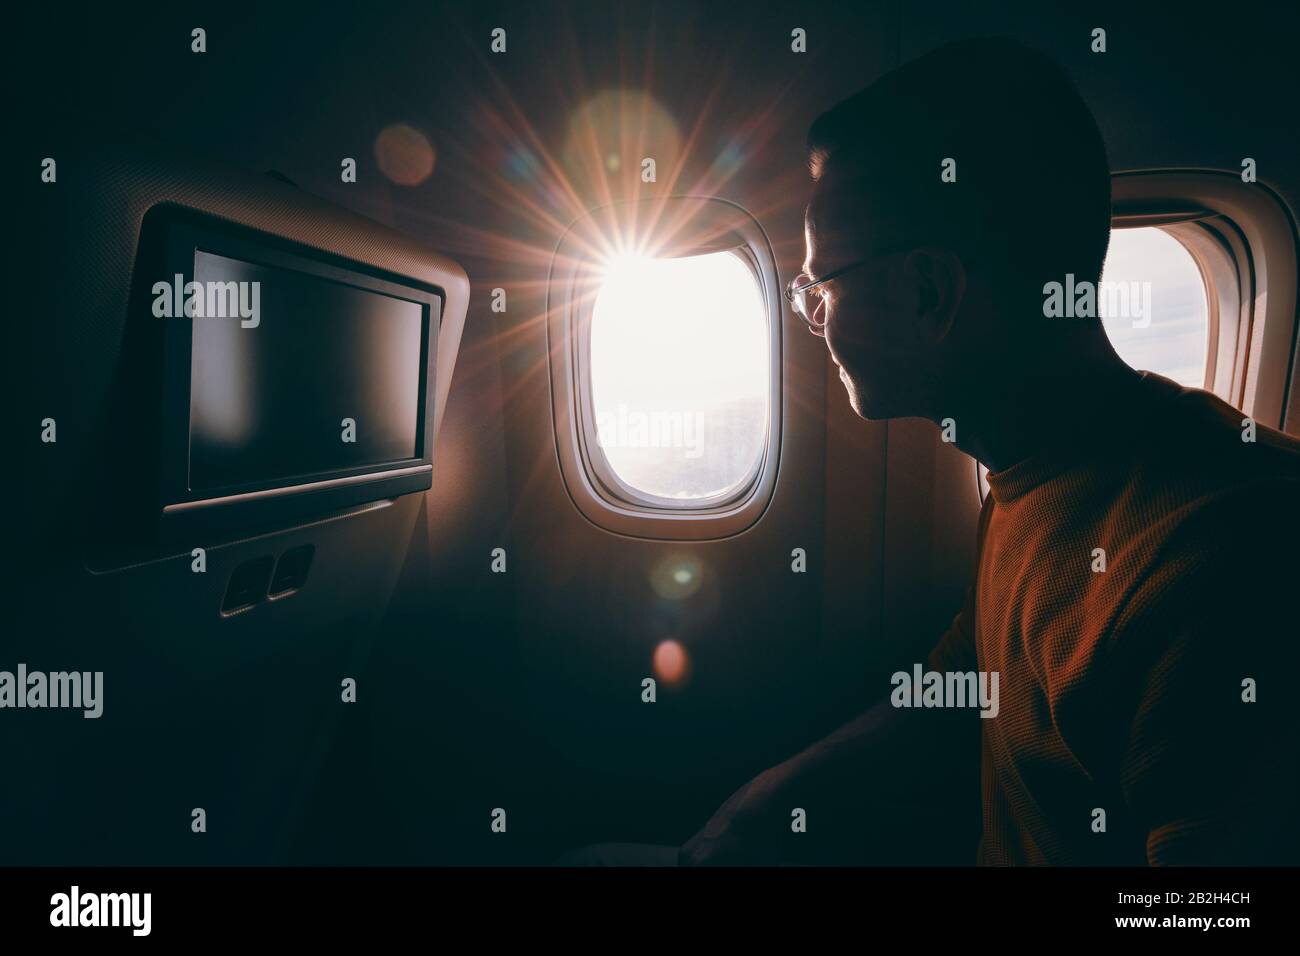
[804,172,941,421]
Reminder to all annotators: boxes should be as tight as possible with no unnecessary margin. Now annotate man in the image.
[564,37,1300,867]
[678,37,1300,867]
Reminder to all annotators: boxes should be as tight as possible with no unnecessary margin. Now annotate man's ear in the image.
[905,247,966,343]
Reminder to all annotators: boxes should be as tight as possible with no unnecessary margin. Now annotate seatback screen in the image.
[188,250,425,493]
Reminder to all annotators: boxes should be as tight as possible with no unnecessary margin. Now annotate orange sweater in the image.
[927,372,1300,865]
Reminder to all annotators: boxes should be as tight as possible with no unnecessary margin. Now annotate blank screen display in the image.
[189,250,425,492]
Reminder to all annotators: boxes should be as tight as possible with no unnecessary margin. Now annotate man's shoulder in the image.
[1138,373,1300,480]
[1106,469,1298,648]
[1112,376,1300,524]
[1091,377,1299,639]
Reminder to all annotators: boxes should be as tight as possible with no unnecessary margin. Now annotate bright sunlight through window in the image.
[589,251,769,503]
[1100,227,1209,388]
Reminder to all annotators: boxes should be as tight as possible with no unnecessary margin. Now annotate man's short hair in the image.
[806,37,1111,295]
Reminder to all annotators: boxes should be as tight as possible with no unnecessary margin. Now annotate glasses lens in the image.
[806,303,826,334]
[788,275,827,335]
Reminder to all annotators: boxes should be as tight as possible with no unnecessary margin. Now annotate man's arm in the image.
[679,586,981,865]
[1118,610,1300,865]
[1114,483,1300,865]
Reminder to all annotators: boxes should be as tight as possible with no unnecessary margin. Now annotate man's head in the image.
[800,38,1112,420]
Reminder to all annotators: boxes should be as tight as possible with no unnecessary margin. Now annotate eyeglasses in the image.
[784,245,912,336]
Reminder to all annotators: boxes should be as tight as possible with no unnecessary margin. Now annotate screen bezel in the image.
[151,208,441,540]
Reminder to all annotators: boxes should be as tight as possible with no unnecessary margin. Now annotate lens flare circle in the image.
[374,123,437,187]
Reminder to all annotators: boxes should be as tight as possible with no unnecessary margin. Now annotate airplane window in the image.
[1100,226,1210,388]
[589,251,769,503]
